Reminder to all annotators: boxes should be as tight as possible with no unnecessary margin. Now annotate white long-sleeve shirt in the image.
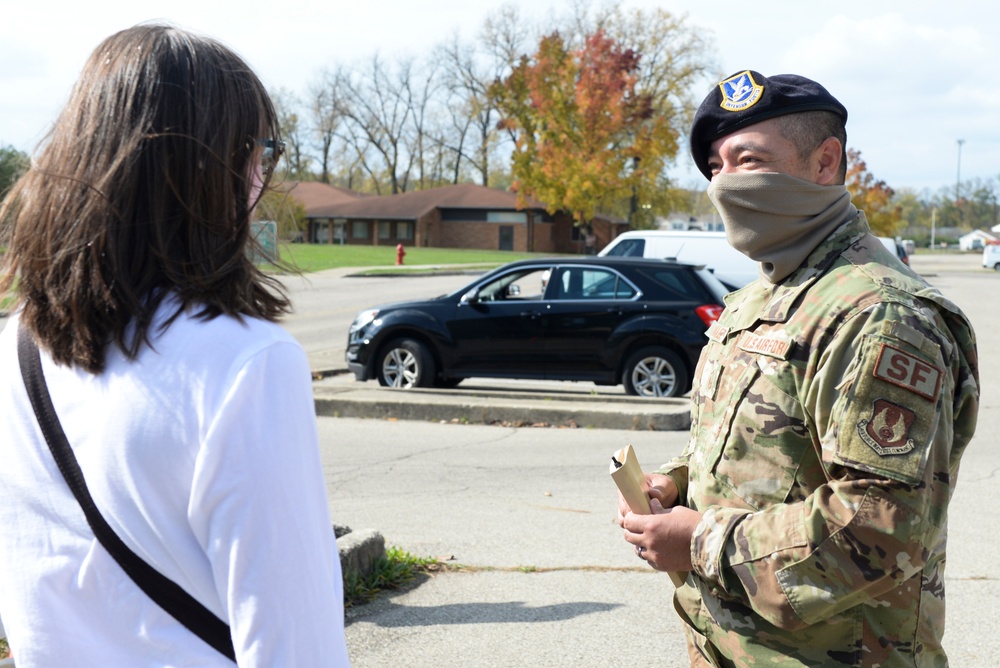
[0,304,350,666]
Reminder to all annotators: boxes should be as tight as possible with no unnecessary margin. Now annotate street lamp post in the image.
[930,207,936,250]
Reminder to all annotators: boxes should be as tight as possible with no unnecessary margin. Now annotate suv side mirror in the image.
[460,288,480,304]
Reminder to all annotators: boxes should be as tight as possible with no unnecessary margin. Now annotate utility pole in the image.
[956,139,965,227]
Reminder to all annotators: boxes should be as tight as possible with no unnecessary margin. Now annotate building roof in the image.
[278,181,367,215]
[307,183,549,220]
[960,229,998,240]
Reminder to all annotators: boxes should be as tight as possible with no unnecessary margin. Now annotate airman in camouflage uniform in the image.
[619,71,979,667]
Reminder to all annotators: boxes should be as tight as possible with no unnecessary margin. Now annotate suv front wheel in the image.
[622,346,688,398]
[376,338,436,388]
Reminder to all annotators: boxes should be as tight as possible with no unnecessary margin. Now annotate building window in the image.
[312,221,328,244]
[352,221,368,239]
[487,211,527,223]
[378,221,392,239]
[397,221,414,240]
[441,208,487,221]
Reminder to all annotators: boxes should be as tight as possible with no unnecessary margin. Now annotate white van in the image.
[599,230,758,290]
[877,237,909,266]
[983,244,1000,270]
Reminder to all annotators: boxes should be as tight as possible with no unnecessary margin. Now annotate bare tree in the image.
[270,87,311,179]
[404,60,443,190]
[309,67,346,184]
[480,4,530,68]
[435,6,529,187]
[338,54,417,194]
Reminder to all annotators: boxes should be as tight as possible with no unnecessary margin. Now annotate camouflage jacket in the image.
[657,213,979,667]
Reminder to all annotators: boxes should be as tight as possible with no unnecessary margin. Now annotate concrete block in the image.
[338,528,386,582]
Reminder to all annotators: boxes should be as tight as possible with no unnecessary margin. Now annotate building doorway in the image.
[499,225,514,251]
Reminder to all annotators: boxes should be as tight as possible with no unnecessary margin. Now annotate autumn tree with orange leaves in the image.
[846,148,902,236]
[491,29,681,230]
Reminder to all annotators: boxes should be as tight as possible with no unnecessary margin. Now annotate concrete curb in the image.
[338,528,387,583]
[312,386,692,431]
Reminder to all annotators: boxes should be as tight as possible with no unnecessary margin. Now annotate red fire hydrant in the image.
[395,243,405,265]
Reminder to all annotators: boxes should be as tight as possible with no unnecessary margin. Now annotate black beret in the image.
[689,70,847,180]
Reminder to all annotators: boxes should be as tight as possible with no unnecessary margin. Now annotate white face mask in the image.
[707,172,857,284]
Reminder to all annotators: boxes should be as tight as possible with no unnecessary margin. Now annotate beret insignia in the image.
[719,70,764,112]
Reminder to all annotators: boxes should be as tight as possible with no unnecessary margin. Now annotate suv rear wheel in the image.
[376,338,436,388]
[622,346,688,398]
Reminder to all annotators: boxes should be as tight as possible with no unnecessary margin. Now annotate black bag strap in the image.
[16,324,236,662]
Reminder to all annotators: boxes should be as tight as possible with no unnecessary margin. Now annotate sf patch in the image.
[858,399,915,456]
[873,343,942,401]
[719,70,764,112]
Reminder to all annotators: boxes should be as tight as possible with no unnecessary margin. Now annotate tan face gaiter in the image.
[707,172,857,284]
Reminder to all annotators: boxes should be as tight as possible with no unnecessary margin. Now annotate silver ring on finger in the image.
[636,546,645,559]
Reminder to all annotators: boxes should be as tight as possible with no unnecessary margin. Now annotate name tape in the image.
[738,331,792,359]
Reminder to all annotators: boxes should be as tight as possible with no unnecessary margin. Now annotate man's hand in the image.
[622,499,701,573]
[616,472,678,525]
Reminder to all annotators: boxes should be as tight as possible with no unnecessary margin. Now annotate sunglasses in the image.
[256,138,285,177]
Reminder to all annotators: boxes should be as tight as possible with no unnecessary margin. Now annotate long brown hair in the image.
[0,24,291,372]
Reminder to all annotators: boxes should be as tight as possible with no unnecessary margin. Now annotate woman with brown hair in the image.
[0,24,350,665]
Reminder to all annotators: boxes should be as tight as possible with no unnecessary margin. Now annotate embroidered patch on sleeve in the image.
[873,343,942,401]
[857,399,915,456]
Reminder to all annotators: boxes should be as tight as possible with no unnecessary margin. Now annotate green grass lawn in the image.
[269,244,563,273]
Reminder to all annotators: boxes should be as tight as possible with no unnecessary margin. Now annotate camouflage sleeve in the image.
[654,414,694,500]
[688,300,976,630]
[652,349,710,501]
[653,456,689,505]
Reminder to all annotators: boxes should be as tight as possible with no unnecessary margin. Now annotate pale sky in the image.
[2,0,997,193]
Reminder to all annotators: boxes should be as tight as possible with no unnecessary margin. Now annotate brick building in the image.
[283,182,627,254]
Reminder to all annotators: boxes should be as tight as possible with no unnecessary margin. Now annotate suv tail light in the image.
[696,304,723,326]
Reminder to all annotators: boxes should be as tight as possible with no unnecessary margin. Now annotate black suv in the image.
[345,257,728,397]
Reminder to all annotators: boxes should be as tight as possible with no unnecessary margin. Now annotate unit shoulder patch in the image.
[719,70,764,112]
[857,399,916,456]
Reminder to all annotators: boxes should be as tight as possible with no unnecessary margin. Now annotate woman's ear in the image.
[813,136,843,186]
